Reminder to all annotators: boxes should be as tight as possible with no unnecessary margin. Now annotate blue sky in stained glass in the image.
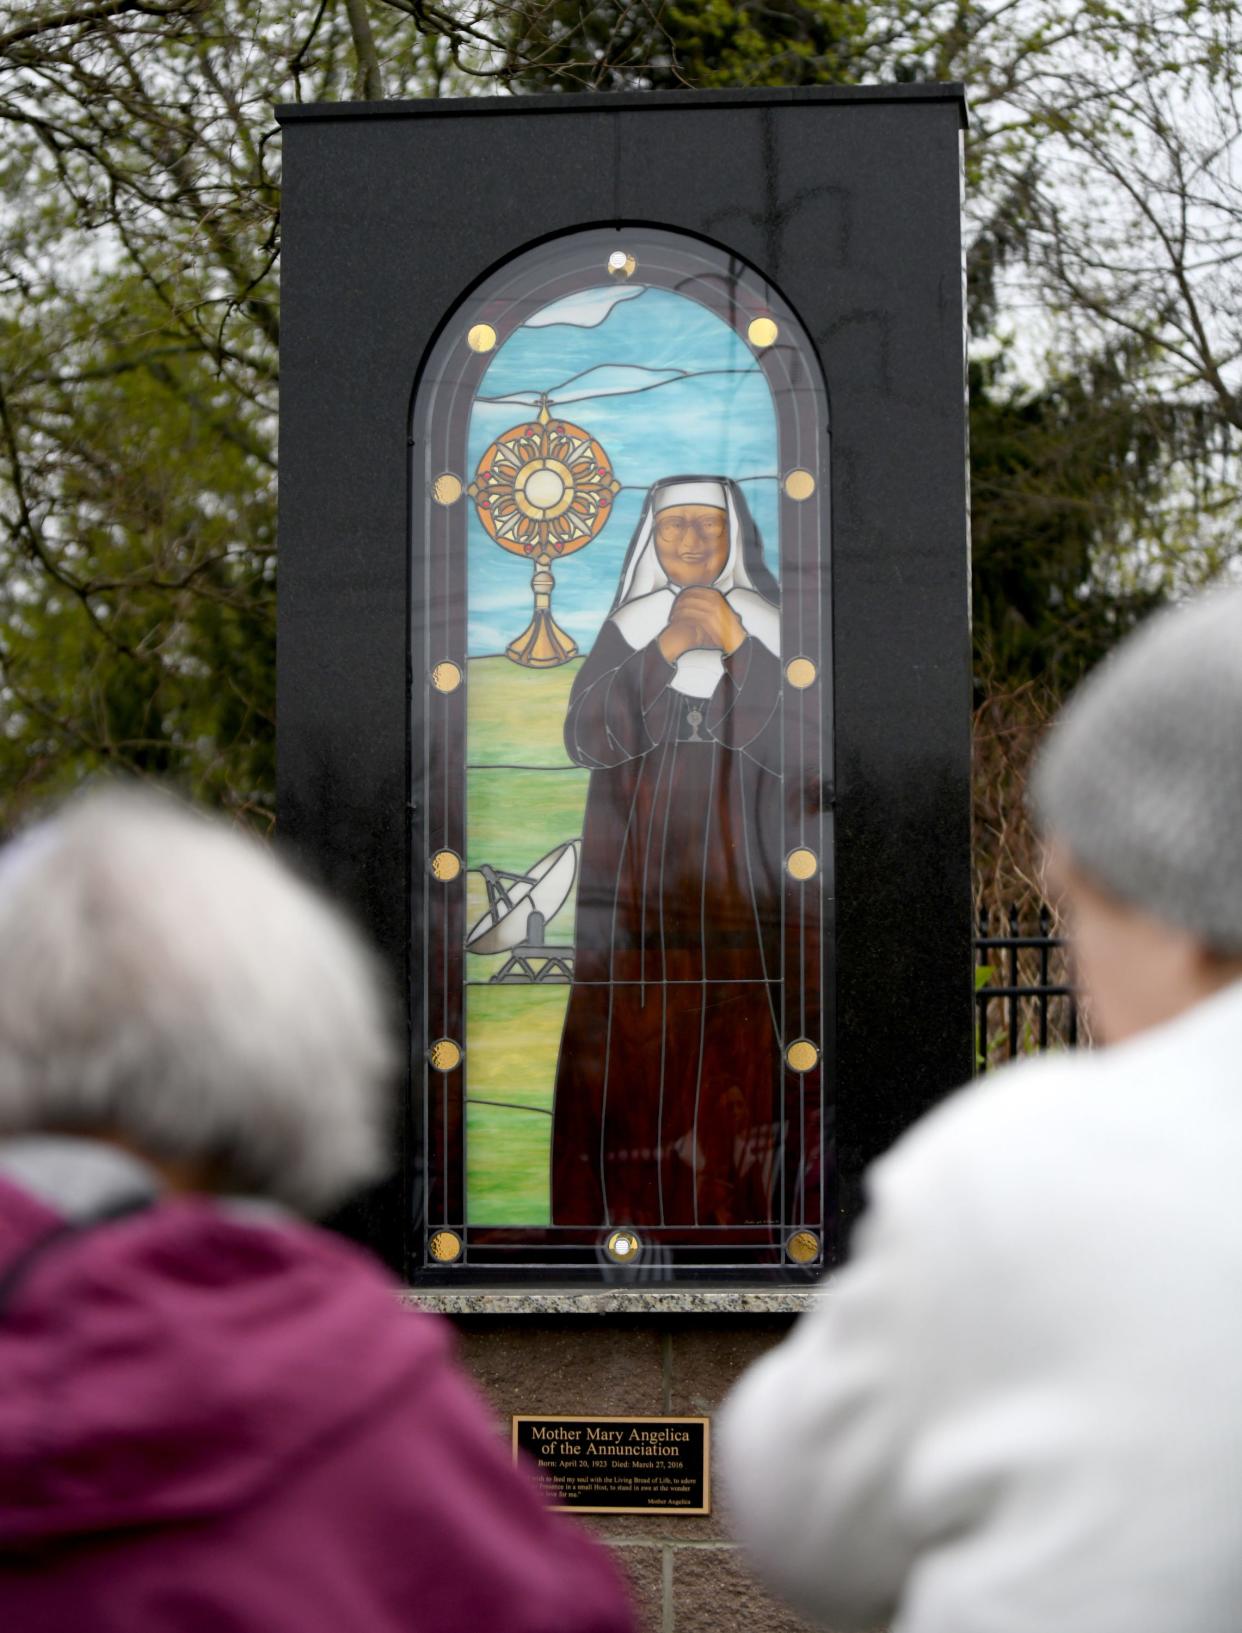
[466,286,780,656]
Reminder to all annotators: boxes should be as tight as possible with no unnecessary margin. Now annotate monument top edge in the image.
[275,83,969,129]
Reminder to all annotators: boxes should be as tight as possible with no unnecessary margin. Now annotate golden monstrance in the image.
[469,399,620,667]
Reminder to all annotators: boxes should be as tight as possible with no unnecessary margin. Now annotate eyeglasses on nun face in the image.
[654,509,728,546]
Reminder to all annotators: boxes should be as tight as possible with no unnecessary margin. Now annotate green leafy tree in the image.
[499,1,870,89]
[0,0,455,829]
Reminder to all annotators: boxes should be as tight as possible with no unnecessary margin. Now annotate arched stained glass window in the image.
[411,226,831,1281]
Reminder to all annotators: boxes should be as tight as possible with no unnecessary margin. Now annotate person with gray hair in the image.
[0,787,634,1633]
[0,786,391,1214]
[719,586,1242,1633]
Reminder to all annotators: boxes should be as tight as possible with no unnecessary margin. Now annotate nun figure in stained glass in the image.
[551,476,783,1230]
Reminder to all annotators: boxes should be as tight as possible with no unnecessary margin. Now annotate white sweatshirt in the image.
[719,979,1242,1633]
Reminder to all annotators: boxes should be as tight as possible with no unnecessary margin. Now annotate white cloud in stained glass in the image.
[484,365,685,408]
[523,284,646,329]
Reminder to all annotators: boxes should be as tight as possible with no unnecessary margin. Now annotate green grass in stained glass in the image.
[465,984,569,1224]
[464,657,584,1219]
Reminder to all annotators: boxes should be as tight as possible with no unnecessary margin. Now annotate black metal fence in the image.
[975,906,1080,1072]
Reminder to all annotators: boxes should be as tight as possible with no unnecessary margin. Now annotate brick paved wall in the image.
[452,1316,820,1633]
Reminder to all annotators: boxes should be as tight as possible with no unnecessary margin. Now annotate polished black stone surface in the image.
[276,85,972,1277]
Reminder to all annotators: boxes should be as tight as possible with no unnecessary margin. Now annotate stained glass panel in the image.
[413,227,830,1280]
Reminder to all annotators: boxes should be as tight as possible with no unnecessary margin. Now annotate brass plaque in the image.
[512,1414,710,1515]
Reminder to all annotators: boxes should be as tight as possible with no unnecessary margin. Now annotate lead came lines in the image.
[598,765,646,1227]
[689,735,719,1228]
[654,726,681,1228]
[640,708,677,1004]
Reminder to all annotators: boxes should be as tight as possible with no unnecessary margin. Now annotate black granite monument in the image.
[276,85,971,1288]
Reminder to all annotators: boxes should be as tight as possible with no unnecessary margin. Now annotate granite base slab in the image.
[400,1287,825,1316]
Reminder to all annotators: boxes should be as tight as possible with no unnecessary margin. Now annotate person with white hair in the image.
[0,787,634,1633]
[719,586,1242,1633]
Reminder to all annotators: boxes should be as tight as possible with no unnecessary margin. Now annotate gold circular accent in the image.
[786,1039,819,1073]
[430,850,462,882]
[783,468,816,501]
[430,660,463,694]
[605,1229,641,1264]
[785,657,817,690]
[433,473,464,506]
[747,316,779,349]
[429,1038,462,1072]
[607,251,637,279]
[429,1230,463,1262]
[467,323,497,353]
[786,1230,821,1264]
[786,848,818,882]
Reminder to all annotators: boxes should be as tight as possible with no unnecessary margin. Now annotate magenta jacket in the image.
[0,1174,634,1632]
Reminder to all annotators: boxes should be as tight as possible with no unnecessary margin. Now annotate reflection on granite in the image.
[399,1288,825,1316]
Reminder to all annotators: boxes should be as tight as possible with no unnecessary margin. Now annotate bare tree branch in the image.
[0,0,198,56]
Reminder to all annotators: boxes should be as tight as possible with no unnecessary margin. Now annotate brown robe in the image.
[550,620,783,1228]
